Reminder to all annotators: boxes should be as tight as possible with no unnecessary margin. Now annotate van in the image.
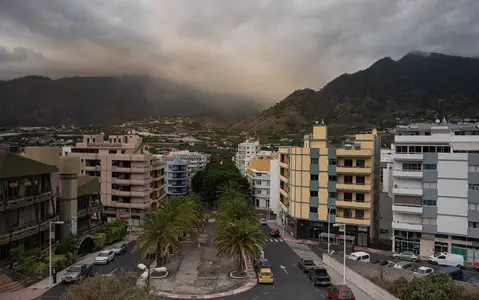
[439,267,464,281]
[428,252,464,268]
[347,251,370,263]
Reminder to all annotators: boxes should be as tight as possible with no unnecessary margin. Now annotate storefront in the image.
[393,230,421,254]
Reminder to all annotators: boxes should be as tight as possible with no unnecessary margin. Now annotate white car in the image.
[260,218,267,225]
[428,252,464,268]
[413,266,434,278]
[94,250,115,265]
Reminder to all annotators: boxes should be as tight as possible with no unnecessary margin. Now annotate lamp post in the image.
[327,205,335,255]
[333,223,346,284]
[49,220,64,288]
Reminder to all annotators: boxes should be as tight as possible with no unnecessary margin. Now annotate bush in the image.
[390,273,462,300]
[52,253,73,270]
[93,233,107,249]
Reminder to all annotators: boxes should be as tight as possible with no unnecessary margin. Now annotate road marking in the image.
[108,267,118,275]
[278,239,284,242]
[280,265,288,275]
[269,239,274,242]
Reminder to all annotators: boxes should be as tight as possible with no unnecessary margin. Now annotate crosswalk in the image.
[269,238,284,243]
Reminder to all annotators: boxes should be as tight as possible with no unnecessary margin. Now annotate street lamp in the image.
[49,220,64,288]
[327,205,336,255]
[333,223,346,284]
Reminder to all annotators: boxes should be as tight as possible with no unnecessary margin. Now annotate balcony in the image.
[336,166,373,174]
[392,205,423,214]
[279,175,289,183]
[336,200,372,209]
[112,166,131,172]
[391,221,422,231]
[5,191,54,210]
[336,149,372,157]
[77,208,88,218]
[112,178,131,185]
[112,190,131,197]
[392,169,423,179]
[168,174,187,179]
[393,153,423,161]
[130,179,150,185]
[10,222,39,241]
[393,187,422,197]
[130,191,149,197]
[335,216,371,226]
[39,215,59,231]
[0,232,9,245]
[336,182,372,192]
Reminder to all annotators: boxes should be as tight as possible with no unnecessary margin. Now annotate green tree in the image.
[217,181,246,205]
[215,197,258,233]
[214,219,267,275]
[105,219,128,243]
[391,273,462,300]
[62,271,162,300]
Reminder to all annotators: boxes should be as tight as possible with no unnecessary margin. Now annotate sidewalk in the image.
[266,220,319,245]
[1,235,137,300]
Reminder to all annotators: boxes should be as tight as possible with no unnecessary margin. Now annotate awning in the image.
[451,143,479,151]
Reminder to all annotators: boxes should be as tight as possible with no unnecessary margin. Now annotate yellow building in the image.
[247,153,279,210]
[278,125,379,246]
[150,158,166,209]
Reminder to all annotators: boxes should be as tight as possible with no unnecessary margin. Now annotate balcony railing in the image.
[10,222,39,241]
[39,215,59,231]
[0,232,9,245]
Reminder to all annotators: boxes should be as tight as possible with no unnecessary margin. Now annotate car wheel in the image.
[457,265,463,269]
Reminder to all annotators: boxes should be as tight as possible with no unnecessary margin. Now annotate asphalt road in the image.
[41,243,141,300]
[218,225,328,300]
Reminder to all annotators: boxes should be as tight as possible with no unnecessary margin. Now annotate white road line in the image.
[278,239,284,242]
[270,239,274,242]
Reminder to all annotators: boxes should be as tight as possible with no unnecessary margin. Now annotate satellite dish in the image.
[315,121,319,124]
[435,119,440,124]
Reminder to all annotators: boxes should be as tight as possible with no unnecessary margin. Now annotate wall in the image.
[323,254,402,300]
[270,159,280,216]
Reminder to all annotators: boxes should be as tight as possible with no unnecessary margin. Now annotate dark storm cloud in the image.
[0,0,478,102]
[0,45,47,63]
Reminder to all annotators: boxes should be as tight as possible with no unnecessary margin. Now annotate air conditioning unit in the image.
[344,144,352,150]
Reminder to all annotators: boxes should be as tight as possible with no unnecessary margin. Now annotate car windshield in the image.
[113,244,123,249]
[304,260,314,265]
[417,269,426,274]
[99,252,109,257]
[68,266,82,272]
[316,269,328,276]
[340,291,354,297]
[261,272,272,277]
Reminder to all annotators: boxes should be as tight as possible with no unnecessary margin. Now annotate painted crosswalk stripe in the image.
[270,239,274,242]
[278,239,284,242]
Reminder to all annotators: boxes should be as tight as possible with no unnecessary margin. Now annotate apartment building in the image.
[235,140,260,176]
[381,145,395,193]
[0,152,58,264]
[168,150,210,175]
[70,134,166,226]
[278,125,380,246]
[247,153,280,213]
[163,157,189,196]
[384,123,479,261]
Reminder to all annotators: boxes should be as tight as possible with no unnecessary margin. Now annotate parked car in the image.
[474,261,479,271]
[94,250,115,265]
[327,284,356,300]
[392,261,413,270]
[298,258,316,273]
[257,268,274,284]
[428,252,464,268]
[413,266,434,278]
[269,228,280,237]
[347,251,370,263]
[309,266,331,286]
[439,266,464,281]
[254,258,270,272]
[467,277,479,286]
[260,218,267,225]
[373,260,395,267]
[392,252,419,262]
[111,242,128,255]
[61,264,92,283]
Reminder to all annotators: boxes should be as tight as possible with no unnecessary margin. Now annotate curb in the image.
[154,261,258,299]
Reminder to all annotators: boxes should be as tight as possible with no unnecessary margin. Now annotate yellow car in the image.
[257,268,274,284]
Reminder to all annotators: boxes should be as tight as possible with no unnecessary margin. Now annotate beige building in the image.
[278,125,380,246]
[70,134,165,226]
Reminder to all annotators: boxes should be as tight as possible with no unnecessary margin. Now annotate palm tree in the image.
[215,197,258,233]
[216,181,246,207]
[214,219,267,275]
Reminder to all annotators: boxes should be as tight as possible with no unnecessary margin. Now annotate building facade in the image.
[278,125,380,246]
[235,140,260,176]
[385,123,479,261]
[69,134,166,226]
[167,150,210,175]
[164,158,189,196]
[247,154,275,209]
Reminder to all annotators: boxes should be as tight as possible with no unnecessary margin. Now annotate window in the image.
[329,192,337,198]
[422,218,436,225]
[437,146,451,153]
[408,146,422,154]
[344,176,353,184]
[356,176,365,185]
[402,162,422,171]
[310,191,318,197]
[469,184,479,191]
[355,210,365,220]
[469,165,479,172]
[469,222,479,228]
[423,164,437,170]
[469,203,479,210]
[344,159,353,167]
[344,192,353,201]
[255,180,262,185]
[311,158,319,164]
[310,207,318,213]
[423,146,436,153]
[328,175,337,182]
[423,199,437,206]
[396,146,408,153]
[329,208,336,215]
[310,174,318,181]
[356,193,365,202]
[7,181,19,198]
[329,159,337,165]
[422,182,437,189]
[356,160,365,168]
[343,208,353,218]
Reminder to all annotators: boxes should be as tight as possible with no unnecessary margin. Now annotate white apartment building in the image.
[381,144,395,194]
[384,122,479,262]
[70,134,166,227]
[168,150,210,174]
[235,140,260,176]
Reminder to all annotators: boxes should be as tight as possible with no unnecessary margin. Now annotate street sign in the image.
[50,229,55,240]
[71,217,77,235]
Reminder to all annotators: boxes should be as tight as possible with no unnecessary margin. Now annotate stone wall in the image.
[323,254,401,300]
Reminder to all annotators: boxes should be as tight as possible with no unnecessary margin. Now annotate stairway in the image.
[0,274,24,292]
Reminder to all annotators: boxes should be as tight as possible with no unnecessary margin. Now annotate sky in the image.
[0,0,478,104]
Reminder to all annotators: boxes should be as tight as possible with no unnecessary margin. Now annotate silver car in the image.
[393,261,413,270]
[112,242,128,255]
[392,252,420,262]
[94,250,115,265]
[413,266,434,278]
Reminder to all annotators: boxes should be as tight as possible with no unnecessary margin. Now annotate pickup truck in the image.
[61,263,92,284]
[309,266,331,286]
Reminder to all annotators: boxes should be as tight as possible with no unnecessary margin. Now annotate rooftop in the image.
[0,152,58,179]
